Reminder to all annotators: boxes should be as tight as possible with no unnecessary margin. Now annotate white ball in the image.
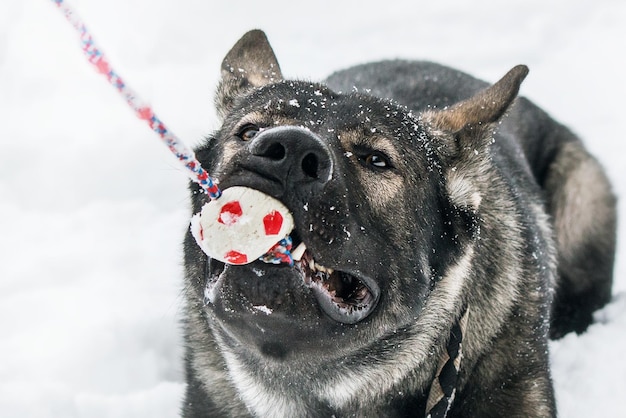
[191,186,294,265]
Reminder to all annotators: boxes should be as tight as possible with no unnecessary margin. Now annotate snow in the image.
[1,0,624,416]
[253,305,273,315]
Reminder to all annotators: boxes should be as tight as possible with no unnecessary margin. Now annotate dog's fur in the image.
[181,30,617,417]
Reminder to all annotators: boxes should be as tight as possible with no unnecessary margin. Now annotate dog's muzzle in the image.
[204,126,381,326]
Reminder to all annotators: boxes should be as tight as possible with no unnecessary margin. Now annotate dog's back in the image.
[327,60,617,338]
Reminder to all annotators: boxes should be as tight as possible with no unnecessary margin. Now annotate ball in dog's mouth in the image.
[191,186,294,265]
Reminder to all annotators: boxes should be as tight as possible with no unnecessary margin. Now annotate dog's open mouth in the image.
[205,239,380,325]
[291,241,379,324]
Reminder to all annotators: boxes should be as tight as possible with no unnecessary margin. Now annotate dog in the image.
[181,30,617,417]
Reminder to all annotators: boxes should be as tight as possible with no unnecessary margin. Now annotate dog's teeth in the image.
[304,255,334,275]
[291,242,307,261]
[313,262,334,274]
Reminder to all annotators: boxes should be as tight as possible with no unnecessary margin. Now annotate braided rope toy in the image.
[50,0,294,265]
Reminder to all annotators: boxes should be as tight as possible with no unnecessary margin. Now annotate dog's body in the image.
[182,31,616,417]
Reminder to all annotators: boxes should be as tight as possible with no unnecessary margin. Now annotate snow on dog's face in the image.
[194,82,440,356]
[188,30,526,365]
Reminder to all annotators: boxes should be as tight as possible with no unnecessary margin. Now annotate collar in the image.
[426,306,470,418]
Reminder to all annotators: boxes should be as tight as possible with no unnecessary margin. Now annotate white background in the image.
[1,0,625,416]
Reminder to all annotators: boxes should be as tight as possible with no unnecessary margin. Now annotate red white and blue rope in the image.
[50,0,221,200]
[49,0,296,265]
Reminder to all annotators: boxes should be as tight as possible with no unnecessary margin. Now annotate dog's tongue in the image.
[191,186,294,265]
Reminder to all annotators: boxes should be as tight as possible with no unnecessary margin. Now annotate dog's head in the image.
[187,30,527,370]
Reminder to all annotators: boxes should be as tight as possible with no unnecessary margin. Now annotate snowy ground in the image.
[1,0,625,416]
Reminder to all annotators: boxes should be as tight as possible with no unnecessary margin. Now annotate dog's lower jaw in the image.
[204,246,381,326]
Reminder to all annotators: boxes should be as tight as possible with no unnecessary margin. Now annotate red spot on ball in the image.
[225,250,248,264]
[218,201,243,225]
[263,210,283,235]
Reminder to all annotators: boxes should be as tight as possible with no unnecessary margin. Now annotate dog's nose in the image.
[246,126,333,193]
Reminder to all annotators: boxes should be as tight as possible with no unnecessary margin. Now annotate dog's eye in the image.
[364,152,392,170]
[237,124,260,141]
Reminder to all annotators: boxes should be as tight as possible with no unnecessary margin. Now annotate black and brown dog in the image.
[181,30,616,417]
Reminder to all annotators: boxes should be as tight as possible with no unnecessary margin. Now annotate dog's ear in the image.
[424,65,528,154]
[423,65,528,212]
[215,30,283,119]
